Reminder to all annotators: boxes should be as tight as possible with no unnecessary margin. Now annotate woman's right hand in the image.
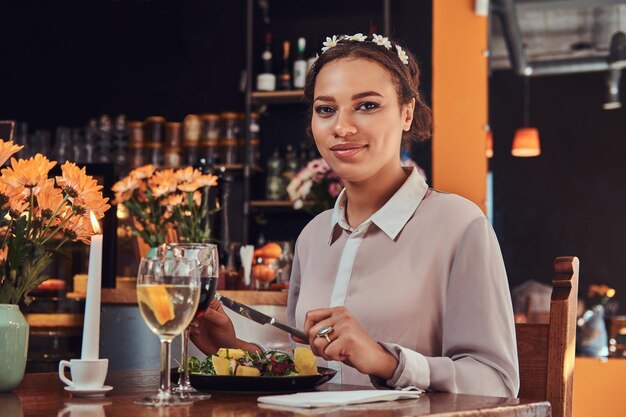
[189,298,238,355]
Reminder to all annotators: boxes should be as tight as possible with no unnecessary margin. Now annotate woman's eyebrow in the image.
[314,91,383,103]
[314,95,335,103]
[352,91,383,100]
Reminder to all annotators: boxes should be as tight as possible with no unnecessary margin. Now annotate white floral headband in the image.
[321,33,409,65]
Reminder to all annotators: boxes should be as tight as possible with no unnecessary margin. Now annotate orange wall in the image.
[432,0,488,212]
[573,358,626,417]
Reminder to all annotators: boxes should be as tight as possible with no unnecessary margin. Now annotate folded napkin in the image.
[257,390,422,408]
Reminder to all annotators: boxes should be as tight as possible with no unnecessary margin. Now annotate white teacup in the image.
[58,359,108,390]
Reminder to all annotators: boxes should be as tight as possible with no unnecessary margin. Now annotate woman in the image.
[190,34,519,397]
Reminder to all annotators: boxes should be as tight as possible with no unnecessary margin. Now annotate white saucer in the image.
[64,385,113,397]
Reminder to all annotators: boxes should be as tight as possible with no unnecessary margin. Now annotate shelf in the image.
[250,200,296,208]
[214,164,262,173]
[251,90,305,105]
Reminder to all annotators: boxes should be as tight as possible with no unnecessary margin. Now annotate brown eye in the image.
[315,106,335,116]
[357,102,379,111]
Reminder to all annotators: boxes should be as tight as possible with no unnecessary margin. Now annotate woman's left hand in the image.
[297,306,399,380]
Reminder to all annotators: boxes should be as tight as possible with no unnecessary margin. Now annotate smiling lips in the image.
[329,143,367,159]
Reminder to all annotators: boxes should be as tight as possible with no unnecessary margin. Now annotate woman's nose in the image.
[332,111,357,137]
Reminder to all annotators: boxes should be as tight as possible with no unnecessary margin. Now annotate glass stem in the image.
[179,328,191,387]
[159,339,172,399]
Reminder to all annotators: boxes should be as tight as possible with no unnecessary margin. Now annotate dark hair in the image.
[303,36,432,143]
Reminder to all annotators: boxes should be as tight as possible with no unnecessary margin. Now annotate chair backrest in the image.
[516,256,579,417]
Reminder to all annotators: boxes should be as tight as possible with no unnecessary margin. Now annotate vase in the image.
[0,304,29,392]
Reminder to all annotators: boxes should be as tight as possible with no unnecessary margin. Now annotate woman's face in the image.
[311,57,414,184]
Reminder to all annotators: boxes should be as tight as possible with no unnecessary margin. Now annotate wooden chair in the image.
[516,256,579,417]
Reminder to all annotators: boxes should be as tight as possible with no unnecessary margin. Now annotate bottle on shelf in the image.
[278,40,292,90]
[127,121,145,169]
[200,113,220,166]
[266,148,285,201]
[183,114,202,167]
[84,119,97,163]
[112,114,128,173]
[54,126,72,164]
[293,37,307,89]
[283,144,298,182]
[248,112,261,167]
[256,32,276,92]
[144,116,165,167]
[97,114,113,163]
[219,112,239,165]
[163,122,182,168]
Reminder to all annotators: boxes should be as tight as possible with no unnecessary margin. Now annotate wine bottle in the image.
[293,37,307,89]
[278,40,291,90]
[256,32,276,92]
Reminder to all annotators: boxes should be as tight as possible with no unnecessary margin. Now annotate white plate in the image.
[64,385,113,397]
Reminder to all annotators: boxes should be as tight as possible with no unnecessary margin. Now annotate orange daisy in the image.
[61,215,94,245]
[197,174,218,187]
[129,164,156,180]
[175,166,201,183]
[1,154,56,189]
[112,176,140,204]
[34,179,66,219]
[0,140,24,166]
[178,182,201,193]
[0,245,7,264]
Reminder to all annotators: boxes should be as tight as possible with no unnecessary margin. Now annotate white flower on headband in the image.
[372,33,392,50]
[396,45,409,65]
[322,35,339,53]
[345,33,367,42]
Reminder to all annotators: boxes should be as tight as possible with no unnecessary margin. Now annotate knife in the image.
[215,293,308,342]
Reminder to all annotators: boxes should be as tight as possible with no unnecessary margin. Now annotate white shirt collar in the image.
[329,167,429,243]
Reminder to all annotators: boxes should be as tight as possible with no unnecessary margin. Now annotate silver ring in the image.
[316,325,334,343]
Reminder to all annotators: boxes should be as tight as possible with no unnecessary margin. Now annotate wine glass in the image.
[135,256,200,407]
[166,243,219,398]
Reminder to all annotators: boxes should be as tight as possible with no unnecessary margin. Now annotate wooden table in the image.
[6,370,550,417]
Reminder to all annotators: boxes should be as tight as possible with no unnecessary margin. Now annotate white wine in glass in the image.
[165,243,218,399]
[135,256,200,407]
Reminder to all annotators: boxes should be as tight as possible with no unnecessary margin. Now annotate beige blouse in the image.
[287,168,519,397]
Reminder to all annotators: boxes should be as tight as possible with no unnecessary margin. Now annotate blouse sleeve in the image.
[374,217,520,397]
[287,240,301,329]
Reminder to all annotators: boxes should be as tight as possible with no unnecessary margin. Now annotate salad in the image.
[188,347,319,377]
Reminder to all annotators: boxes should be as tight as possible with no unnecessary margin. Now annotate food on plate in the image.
[188,348,319,377]
[294,347,318,376]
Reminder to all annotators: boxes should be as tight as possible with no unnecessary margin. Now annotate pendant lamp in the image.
[512,77,541,157]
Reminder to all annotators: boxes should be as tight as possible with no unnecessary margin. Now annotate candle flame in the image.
[89,211,101,234]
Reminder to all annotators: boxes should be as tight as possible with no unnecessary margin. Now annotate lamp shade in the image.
[486,131,493,158]
[511,128,541,157]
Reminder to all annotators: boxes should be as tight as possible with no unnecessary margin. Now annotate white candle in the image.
[81,211,103,360]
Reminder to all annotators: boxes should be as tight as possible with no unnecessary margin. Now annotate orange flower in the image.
[178,182,201,193]
[198,174,218,187]
[1,154,56,189]
[129,164,156,180]
[175,166,201,183]
[193,190,202,207]
[149,169,178,197]
[61,215,94,245]
[112,176,140,204]
[0,140,24,166]
[0,245,7,264]
[161,193,184,210]
[56,163,110,216]
[34,179,66,219]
